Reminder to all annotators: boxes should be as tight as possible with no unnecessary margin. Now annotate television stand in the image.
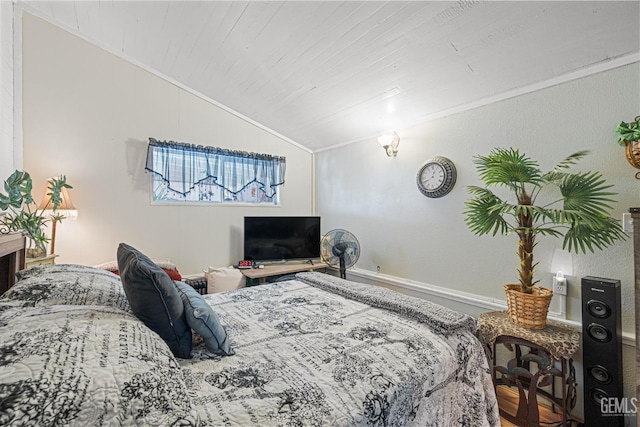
[241,262,328,286]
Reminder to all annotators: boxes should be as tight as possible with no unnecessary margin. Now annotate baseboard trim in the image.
[344,267,636,348]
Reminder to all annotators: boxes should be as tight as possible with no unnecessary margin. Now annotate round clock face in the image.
[416,157,457,198]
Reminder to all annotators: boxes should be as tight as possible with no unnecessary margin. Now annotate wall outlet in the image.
[622,213,633,234]
[552,273,567,296]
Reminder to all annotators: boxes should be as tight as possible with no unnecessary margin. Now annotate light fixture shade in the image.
[378,134,395,147]
[38,182,78,220]
[378,132,400,157]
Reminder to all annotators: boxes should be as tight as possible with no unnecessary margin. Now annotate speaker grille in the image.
[587,365,613,385]
[588,387,610,406]
[586,323,612,343]
[587,299,611,318]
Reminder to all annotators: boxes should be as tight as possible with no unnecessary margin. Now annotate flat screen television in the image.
[243,216,321,262]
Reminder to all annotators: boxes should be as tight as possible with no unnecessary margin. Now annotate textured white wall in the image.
[21,14,313,273]
[315,62,640,416]
[317,63,638,327]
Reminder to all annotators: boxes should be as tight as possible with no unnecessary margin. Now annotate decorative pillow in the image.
[174,281,235,356]
[204,266,246,293]
[0,304,199,426]
[3,264,130,311]
[117,243,192,359]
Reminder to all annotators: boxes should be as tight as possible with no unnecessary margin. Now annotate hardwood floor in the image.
[497,385,581,426]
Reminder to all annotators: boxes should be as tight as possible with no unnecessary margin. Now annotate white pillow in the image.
[204,266,246,293]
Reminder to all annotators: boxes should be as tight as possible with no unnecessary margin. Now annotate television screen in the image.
[243,216,321,262]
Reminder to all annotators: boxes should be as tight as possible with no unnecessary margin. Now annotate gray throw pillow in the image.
[117,243,192,358]
[174,281,235,356]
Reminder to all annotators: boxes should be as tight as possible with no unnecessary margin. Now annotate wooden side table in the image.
[478,311,581,426]
[25,254,58,269]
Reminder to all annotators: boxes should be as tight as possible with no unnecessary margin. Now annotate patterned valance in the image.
[145,138,286,198]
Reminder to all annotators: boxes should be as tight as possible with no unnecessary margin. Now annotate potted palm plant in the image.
[0,170,72,257]
[464,148,625,329]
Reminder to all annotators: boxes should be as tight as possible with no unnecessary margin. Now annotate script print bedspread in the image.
[180,272,499,426]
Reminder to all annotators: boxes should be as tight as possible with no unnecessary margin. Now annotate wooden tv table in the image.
[241,262,328,285]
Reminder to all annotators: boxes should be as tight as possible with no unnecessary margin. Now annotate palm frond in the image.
[563,217,625,254]
[512,204,553,222]
[550,150,590,172]
[513,226,564,238]
[560,171,617,217]
[473,148,543,189]
[464,189,512,236]
[540,208,585,225]
[542,171,570,185]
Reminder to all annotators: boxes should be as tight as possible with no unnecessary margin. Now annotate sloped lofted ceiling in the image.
[21,1,640,152]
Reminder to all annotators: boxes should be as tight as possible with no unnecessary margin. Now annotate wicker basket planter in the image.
[624,140,640,169]
[504,284,553,330]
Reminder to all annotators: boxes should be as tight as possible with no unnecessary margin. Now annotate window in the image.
[145,138,286,205]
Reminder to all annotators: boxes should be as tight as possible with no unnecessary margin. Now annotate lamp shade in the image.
[377,132,400,157]
[38,183,78,220]
[378,134,395,147]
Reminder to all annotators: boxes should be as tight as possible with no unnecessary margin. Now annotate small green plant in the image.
[0,170,72,254]
[464,148,624,294]
[615,116,640,145]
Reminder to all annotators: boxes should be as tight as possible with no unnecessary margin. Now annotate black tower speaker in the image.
[581,276,623,427]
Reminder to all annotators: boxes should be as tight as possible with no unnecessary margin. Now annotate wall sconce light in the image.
[378,132,400,157]
[38,179,78,255]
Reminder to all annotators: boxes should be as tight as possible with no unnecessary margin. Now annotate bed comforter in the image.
[180,272,499,426]
[0,265,499,426]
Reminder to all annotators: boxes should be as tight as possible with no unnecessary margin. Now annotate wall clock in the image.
[416,156,457,198]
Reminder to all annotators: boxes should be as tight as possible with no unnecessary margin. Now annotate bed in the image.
[0,262,499,426]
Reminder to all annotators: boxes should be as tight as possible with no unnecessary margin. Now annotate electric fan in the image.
[320,229,360,279]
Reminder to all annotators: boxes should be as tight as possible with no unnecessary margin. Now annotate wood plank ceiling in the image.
[21,1,640,151]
